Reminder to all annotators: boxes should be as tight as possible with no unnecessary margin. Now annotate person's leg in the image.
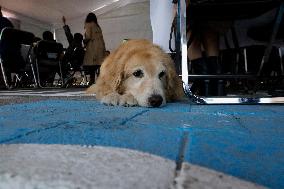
[86,66,96,85]
[188,32,208,95]
[202,30,221,74]
[94,65,101,77]
[202,30,225,96]
[202,30,219,57]
[188,38,202,60]
[188,32,207,74]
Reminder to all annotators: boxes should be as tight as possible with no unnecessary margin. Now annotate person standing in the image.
[83,12,106,85]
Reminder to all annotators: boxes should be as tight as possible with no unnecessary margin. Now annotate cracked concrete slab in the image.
[0,144,267,189]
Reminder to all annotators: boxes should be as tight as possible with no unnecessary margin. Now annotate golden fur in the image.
[86,39,184,107]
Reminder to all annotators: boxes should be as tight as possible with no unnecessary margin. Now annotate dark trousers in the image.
[84,65,101,85]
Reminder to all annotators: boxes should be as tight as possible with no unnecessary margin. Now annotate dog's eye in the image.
[133,70,144,78]
[159,71,165,79]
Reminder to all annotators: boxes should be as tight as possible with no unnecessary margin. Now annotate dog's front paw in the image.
[101,93,121,106]
[119,94,138,107]
[101,93,138,107]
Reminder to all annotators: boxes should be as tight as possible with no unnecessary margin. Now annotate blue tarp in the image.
[0,100,283,189]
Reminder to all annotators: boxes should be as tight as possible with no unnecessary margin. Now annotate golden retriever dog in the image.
[86,39,184,107]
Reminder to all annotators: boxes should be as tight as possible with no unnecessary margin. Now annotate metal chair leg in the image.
[30,63,38,88]
[28,51,38,88]
[0,58,10,89]
[35,59,44,88]
[257,3,284,75]
[278,47,284,75]
[244,48,248,74]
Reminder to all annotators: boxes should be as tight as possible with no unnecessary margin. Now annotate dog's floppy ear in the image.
[112,68,125,94]
[86,53,125,98]
[164,55,184,102]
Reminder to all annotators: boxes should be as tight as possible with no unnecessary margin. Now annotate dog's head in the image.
[103,40,184,107]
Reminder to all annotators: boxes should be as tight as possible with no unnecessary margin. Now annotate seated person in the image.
[187,2,231,96]
[61,16,85,83]
[34,31,63,86]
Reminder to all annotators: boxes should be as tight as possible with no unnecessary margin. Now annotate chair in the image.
[246,2,284,76]
[34,40,64,88]
[0,27,36,89]
[186,0,283,96]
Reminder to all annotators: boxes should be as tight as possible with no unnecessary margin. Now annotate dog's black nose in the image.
[148,95,163,107]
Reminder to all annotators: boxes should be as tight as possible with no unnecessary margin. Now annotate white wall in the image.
[2,1,152,50]
[20,20,51,39]
[2,8,51,38]
[53,17,85,48]
[100,1,152,51]
[150,0,175,53]
[53,1,152,50]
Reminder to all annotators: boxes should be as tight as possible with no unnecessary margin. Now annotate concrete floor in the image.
[0,89,283,189]
[0,144,266,189]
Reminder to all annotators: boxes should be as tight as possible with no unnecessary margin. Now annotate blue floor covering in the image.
[0,99,283,189]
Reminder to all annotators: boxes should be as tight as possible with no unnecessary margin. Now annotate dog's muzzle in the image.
[148,94,163,107]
